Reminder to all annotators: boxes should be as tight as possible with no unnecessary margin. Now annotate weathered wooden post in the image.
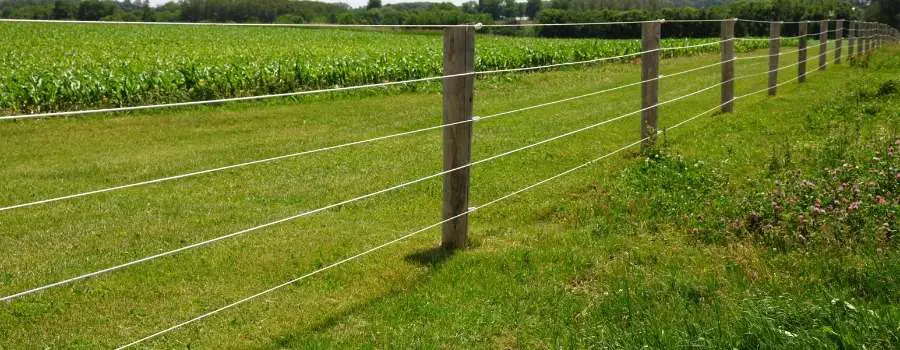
[640,20,661,152]
[865,23,871,53]
[877,23,882,48]
[835,20,843,64]
[859,22,865,56]
[768,21,781,96]
[798,21,808,83]
[819,20,828,71]
[441,26,474,250]
[848,21,855,58]
[721,18,735,112]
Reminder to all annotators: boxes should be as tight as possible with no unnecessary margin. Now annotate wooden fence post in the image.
[819,20,828,71]
[858,23,865,56]
[441,26,474,250]
[866,23,872,53]
[768,21,781,96]
[798,21,808,83]
[640,20,660,153]
[870,23,875,50]
[721,18,735,113]
[877,23,882,48]
[835,20,843,64]
[873,23,878,50]
[848,21,855,58]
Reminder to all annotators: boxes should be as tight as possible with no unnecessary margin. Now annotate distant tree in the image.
[866,0,899,27]
[461,1,478,14]
[367,0,382,10]
[525,0,542,18]
[52,0,76,19]
[76,0,116,20]
[479,0,503,19]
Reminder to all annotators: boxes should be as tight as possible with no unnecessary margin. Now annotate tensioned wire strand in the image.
[0,41,725,122]
[0,53,730,213]
[736,39,839,61]
[733,42,841,74]
[0,47,661,121]
[733,46,839,82]
[0,18,733,28]
[0,18,473,28]
[118,63,823,348]
[0,32,848,121]
[0,75,733,303]
[736,18,850,25]
[3,17,881,29]
[116,102,731,350]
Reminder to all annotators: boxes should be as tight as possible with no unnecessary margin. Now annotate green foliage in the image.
[591,66,900,252]
[0,23,777,114]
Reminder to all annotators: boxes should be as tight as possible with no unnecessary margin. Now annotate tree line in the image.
[1,0,896,37]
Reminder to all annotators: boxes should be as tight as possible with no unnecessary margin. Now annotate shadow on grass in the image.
[403,246,455,268]
[270,245,458,347]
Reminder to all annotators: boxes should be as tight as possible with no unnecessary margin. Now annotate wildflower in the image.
[779,329,798,338]
[849,201,861,211]
[811,199,826,214]
[875,196,887,205]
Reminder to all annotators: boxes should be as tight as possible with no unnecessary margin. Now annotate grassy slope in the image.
[0,43,896,348]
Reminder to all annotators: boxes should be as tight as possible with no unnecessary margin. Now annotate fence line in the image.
[0,57,733,213]
[0,15,896,346]
[116,95,734,350]
[117,52,838,347]
[0,73,736,302]
[735,46,837,81]
[3,17,893,301]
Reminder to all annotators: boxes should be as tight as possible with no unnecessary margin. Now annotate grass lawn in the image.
[0,42,897,348]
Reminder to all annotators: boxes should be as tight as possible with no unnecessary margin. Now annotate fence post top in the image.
[657,19,666,23]
[473,23,483,30]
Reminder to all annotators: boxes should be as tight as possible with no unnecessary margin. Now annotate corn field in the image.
[0,23,786,114]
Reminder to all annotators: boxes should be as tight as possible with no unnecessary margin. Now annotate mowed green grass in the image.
[0,41,895,348]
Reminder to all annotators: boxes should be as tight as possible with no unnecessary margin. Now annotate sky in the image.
[147,0,471,9]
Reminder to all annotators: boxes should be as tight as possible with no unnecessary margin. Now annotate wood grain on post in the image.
[640,20,660,153]
[441,26,474,250]
[768,22,781,96]
[860,23,867,55]
[877,23,881,48]
[835,20,843,64]
[865,23,871,53]
[848,21,855,58]
[721,19,735,113]
[798,22,808,83]
[870,23,875,50]
[857,22,864,56]
[818,20,828,71]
